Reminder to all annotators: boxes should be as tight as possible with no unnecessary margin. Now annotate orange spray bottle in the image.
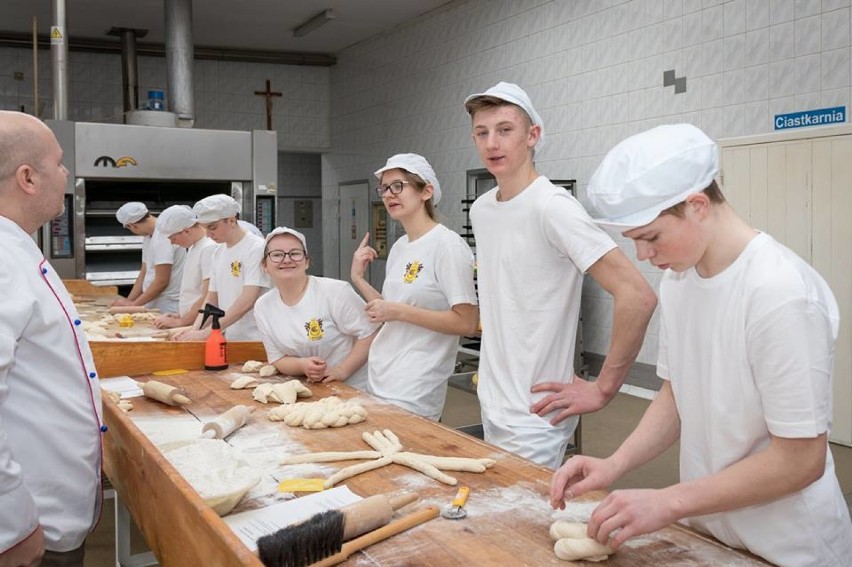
[200,303,228,371]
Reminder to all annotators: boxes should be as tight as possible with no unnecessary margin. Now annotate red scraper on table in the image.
[441,486,469,520]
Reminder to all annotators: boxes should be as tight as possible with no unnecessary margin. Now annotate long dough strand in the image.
[280,451,381,464]
[324,456,394,488]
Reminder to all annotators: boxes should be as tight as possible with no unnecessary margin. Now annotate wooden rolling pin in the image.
[309,505,440,567]
[341,492,418,540]
[201,405,255,439]
[139,380,191,406]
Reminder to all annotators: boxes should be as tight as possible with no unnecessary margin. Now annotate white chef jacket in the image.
[0,216,104,553]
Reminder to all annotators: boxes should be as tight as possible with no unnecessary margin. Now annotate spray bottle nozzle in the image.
[199,303,226,330]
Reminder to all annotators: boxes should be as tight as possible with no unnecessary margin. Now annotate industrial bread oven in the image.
[43,120,277,286]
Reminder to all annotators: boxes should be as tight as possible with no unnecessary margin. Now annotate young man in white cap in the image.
[114,201,186,313]
[174,194,268,341]
[551,123,852,566]
[463,82,656,468]
[152,205,218,330]
[351,153,478,420]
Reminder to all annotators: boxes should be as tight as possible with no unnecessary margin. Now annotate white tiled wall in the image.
[321,0,852,364]
[0,47,331,150]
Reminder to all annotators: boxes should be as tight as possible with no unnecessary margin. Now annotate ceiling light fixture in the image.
[293,9,336,38]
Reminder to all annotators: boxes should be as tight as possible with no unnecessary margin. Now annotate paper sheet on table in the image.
[223,486,362,551]
[99,376,144,398]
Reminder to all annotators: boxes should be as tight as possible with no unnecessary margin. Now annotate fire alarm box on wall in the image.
[371,203,388,259]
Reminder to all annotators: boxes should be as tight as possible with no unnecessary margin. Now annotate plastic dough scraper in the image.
[441,486,469,519]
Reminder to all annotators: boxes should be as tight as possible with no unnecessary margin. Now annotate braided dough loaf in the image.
[267,396,367,429]
[251,380,312,404]
[550,521,613,562]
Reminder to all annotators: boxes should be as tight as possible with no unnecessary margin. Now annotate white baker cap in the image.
[587,124,719,229]
[115,202,148,227]
[265,226,308,255]
[374,153,442,205]
[156,205,197,236]
[463,81,545,149]
[193,194,240,223]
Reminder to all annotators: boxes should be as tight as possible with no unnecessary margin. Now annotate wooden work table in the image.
[100,366,771,567]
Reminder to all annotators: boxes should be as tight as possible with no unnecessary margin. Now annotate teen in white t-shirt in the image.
[113,205,186,314]
[554,124,851,566]
[174,194,268,342]
[352,154,478,420]
[255,227,378,389]
[464,83,655,468]
[153,205,218,330]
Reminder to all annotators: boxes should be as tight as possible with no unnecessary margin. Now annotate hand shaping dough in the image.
[267,396,367,429]
[241,360,264,373]
[229,374,260,390]
[251,380,312,404]
[550,521,614,562]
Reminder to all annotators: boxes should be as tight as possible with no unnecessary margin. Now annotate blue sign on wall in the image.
[775,106,846,130]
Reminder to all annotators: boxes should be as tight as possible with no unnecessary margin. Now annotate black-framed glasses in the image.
[374,180,411,197]
[266,249,306,263]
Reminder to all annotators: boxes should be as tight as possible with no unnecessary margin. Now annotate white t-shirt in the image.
[179,236,217,316]
[658,232,851,567]
[0,216,103,552]
[238,219,263,238]
[141,230,186,313]
[208,232,269,340]
[254,276,379,390]
[471,176,615,432]
[368,224,477,420]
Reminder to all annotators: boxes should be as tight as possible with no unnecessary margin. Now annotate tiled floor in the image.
[83,385,852,566]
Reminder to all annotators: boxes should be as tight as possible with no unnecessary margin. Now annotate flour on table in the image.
[551,499,604,523]
[162,439,258,499]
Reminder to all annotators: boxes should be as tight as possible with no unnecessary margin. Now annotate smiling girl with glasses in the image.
[350,153,479,420]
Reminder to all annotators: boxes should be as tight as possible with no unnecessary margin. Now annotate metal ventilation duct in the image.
[165,0,194,127]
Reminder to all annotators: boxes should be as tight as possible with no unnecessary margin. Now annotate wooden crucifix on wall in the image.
[254,79,282,130]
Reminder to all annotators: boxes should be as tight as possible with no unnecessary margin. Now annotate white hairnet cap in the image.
[587,123,719,229]
[463,81,545,149]
[265,226,308,255]
[193,194,240,223]
[116,202,149,227]
[156,205,197,236]
[374,153,442,205]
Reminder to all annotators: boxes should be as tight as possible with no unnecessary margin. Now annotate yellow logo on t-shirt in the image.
[403,261,423,284]
[305,318,324,341]
[230,260,242,277]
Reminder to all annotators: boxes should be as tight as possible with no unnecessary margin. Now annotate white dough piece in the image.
[229,374,260,390]
[267,396,367,429]
[259,364,279,377]
[241,360,264,373]
[553,538,613,562]
[550,521,589,541]
[251,380,312,404]
[550,521,614,562]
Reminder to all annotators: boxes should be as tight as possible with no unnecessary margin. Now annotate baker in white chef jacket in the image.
[173,194,269,341]
[114,201,186,313]
[0,110,104,566]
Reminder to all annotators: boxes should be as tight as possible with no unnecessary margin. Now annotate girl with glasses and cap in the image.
[254,227,379,387]
[350,153,479,421]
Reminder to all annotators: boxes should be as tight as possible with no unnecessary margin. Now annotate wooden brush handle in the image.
[311,505,440,567]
